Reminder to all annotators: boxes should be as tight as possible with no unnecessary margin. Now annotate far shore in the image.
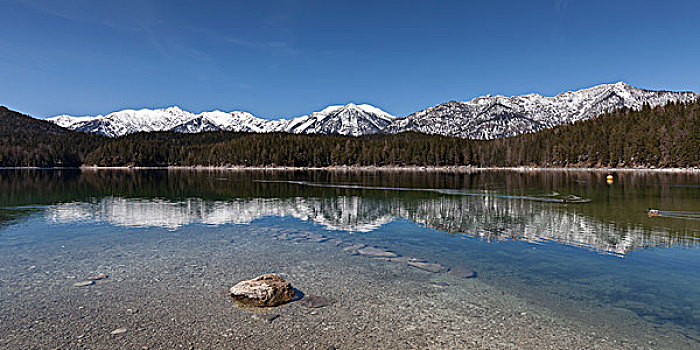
[1,165,699,173]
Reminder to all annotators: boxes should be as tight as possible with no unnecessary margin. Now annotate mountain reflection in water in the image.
[46,193,694,257]
[2,169,699,257]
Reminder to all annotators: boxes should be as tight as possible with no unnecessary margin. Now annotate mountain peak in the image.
[163,106,184,112]
[596,81,632,91]
[282,103,396,136]
[385,83,699,139]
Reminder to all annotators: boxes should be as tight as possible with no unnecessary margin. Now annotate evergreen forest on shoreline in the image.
[1,100,698,169]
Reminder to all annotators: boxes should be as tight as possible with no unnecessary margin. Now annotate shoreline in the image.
[1,165,699,173]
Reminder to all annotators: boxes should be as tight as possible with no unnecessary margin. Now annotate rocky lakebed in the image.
[2,217,694,350]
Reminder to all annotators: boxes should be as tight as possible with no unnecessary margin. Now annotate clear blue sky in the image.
[1,0,699,119]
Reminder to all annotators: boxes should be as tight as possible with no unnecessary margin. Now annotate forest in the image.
[1,100,698,168]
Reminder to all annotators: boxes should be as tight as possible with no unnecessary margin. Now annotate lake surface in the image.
[1,169,699,349]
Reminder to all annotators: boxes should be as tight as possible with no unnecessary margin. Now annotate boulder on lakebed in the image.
[230,274,295,307]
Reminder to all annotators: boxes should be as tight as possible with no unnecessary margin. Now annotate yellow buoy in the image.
[606,174,613,184]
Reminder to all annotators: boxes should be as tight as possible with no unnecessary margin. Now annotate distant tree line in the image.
[1,100,699,168]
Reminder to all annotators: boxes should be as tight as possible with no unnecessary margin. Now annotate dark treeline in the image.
[0,106,101,167]
[1,100,699,168]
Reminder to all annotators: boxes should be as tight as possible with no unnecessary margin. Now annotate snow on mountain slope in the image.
[281,103,397,136]
[47,106,195,137]
[46,83,698,139]
[171,111,286,133]
[48,103,396,137]
[384,82,699,139]
[47,115,97,128]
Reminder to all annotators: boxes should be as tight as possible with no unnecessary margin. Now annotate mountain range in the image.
[49,103,396,138]
[47,82,699,139]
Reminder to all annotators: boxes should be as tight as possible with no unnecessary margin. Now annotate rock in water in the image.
[356,246,398,258]
[341,243,366,254]
[405,259,448,273]
[89,273,109,281]
[110,327,127,335]
[230,274,295,307]
[448,266,478,279]
[73,281,95,287]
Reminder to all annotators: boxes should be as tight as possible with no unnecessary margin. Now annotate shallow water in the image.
[0,169,699,349]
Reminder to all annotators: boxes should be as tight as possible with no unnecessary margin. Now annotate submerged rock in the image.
[230,274,295,307]
[304,233,329,242]
[356,246,398,258]
[88,273,109,281]
[325,238,344,246]
[405,259,449,273]
[73,280,95,287]
[341,243,366,254]
[276,231,328,242]
[110,327,127,335]
[448,266,478,279]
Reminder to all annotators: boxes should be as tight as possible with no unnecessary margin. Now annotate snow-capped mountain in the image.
[46,83,698,139]
[48,103,396,137]
[384,82,699,139]
[170,111,286,134]
[47,106,196,137]
[48,115,97,128]
[281,103,397,136]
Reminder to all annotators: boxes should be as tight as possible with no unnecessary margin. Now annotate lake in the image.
[1,169,699,349]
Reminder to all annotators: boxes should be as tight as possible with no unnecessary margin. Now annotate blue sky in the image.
[1,0,699,119]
